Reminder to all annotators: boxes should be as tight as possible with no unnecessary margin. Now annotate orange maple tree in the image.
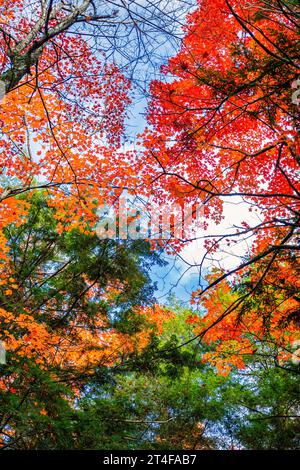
[0,1,170,407]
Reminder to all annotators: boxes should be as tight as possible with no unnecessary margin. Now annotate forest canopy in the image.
[0,0,299,450]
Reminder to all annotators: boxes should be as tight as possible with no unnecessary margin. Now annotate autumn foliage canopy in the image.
[0,0,299,450]
[143,0,300,373]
